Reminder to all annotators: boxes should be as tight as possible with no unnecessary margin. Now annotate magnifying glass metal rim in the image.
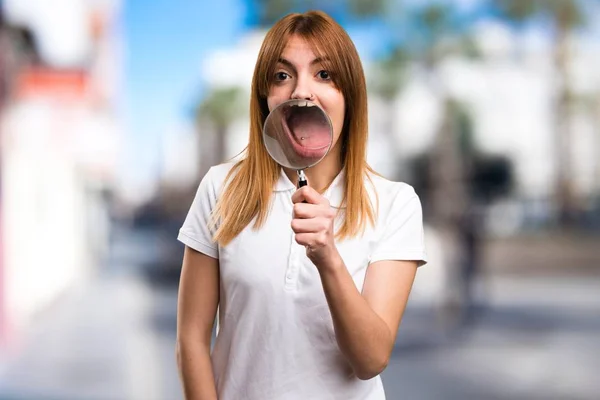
[262,99,334,187]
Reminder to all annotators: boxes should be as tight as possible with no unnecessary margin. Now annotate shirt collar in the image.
[274,167,346,209]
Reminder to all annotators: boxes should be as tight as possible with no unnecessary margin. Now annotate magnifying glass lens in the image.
[262,99,333,173]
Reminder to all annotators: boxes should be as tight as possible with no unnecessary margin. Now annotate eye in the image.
[274,71,290,81]
[317,70,331,80]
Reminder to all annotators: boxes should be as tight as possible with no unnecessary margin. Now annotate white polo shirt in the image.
[178,161,427,400]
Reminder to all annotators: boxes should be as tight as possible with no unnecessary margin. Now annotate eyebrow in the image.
[276,57,330,71]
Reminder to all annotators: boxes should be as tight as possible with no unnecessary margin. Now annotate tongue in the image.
[287,108,330,148]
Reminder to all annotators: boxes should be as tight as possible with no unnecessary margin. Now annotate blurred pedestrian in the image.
[175,10,427,400]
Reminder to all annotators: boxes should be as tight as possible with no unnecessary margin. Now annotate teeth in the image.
[294,100,316,107]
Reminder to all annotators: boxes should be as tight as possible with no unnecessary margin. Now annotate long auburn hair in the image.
[210,10,378,246]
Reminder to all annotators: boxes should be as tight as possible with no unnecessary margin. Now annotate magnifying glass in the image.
[262,99,333,188]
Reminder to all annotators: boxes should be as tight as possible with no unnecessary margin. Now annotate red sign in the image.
[16,68,89,100]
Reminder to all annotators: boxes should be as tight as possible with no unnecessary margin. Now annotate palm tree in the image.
[254,0,385,25]
[196,86,246,178]
[254,0,296,26]
[405,4,486,324]
[368,45,410,179]
[405,3,481,227]
[492,0,586,226]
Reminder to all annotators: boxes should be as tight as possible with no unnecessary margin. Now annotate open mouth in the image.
[280,101,331,160]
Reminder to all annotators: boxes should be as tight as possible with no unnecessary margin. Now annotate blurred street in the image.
[0,223,598,400]
[1,1,600,399]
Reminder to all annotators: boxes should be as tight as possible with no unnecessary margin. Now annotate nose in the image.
[291,77,313,101]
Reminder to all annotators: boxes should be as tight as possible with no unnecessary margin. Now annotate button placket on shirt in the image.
[284,231,303,290]
[285,191,305,290]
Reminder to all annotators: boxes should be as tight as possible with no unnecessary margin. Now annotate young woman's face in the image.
[267,35,345,159]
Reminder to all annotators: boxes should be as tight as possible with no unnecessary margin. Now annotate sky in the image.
[122,0,247,191]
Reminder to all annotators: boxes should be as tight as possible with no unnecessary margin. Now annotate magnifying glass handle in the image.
[297,170,308,203]
[297,170,308,188]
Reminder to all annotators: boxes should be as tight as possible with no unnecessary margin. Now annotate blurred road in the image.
[0,224,598,400]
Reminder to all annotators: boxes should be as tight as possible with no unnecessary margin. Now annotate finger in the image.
[292,202,317,219]
[290,186,312,204]
[291,185,326,205]
[291,218,326,233]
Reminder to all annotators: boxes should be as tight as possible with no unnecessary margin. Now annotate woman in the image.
[176,10,427,400]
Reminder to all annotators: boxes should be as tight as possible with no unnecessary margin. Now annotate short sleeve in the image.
[369,186,428,267]
[177,167,220,259]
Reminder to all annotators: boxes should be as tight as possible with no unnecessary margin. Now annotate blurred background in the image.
[0,0,598,399]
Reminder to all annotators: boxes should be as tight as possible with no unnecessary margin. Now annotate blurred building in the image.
[0,0,123,349]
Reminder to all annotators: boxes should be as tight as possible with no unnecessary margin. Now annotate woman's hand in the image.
[291,186,340,269]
